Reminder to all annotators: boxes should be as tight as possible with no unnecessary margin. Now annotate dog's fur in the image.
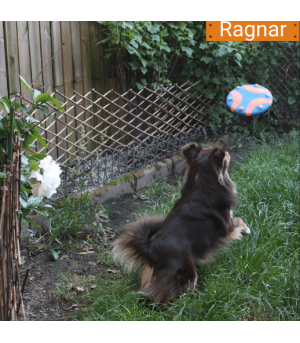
[111,143,250,304]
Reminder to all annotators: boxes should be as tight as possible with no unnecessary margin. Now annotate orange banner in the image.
[206,21,299,41]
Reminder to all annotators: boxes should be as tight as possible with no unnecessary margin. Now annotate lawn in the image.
[64,132,299,321]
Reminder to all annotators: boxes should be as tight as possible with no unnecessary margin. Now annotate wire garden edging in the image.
[55,126,206,200]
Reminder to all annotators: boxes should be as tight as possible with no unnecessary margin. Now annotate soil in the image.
[18,140,253,321]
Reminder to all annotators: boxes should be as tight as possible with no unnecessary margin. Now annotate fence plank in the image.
[4,21,20,98]
[17,22,32,98]
[28,21,44,153]
[71,21,83,149]
[61,21,73,98]
[95,24,110,147]
[40,22,53,93]
[40,21,57,160]
[0,22,8,98]
[80,21,94,152]
[71,22,82,85]
[90,22,101,86]
[51,21,64,88]
[28,21,43,87]
[51,21,67,162]
[80,21,93,94]
[89,22,101,148]
[99,24,110,94]
[61,21,76,156]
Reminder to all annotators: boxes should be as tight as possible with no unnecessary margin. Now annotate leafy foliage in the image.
[48,192,108,244]
[97,21,201,92]
[97,22,299,133]
[0,77,64,227]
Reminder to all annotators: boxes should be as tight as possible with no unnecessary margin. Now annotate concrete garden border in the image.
[64,154,187,205]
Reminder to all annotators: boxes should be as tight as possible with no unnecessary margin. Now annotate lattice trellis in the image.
[0,81,213,199]
[9,81,213,166]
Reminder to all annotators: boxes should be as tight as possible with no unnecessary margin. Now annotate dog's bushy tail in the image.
[111,216,164,272]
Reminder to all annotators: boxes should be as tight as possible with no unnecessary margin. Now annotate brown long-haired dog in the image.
[111,143,250,304]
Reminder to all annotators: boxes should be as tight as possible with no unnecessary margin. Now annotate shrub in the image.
[97,21,299,133]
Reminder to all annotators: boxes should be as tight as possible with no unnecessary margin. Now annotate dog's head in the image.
[182,142,232,188]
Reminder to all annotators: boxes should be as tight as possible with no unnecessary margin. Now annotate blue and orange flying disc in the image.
[226,84,273,116]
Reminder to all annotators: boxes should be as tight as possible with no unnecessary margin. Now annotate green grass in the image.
[70,132,299,320]
[49,192,109,243]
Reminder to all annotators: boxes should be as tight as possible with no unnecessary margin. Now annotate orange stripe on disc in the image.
[229,90,242,112]
[242,85,269,94]
[246,98,273,116]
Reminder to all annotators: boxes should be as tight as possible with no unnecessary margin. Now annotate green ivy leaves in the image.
[97,22,298,131]
[97,21,198,88]
[288,97,296,105]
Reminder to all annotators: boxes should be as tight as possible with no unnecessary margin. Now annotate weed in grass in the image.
[141,176,184,216]
[48,192,109,243]
[50,249,60,261]
[51,271,97,304]
[97,251,113,266]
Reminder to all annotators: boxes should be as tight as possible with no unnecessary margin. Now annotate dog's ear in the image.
[212,147,226,185]
[182,143,202,160]
[212,146,226,165]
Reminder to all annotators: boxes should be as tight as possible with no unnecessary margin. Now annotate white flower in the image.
[30,156,62,199]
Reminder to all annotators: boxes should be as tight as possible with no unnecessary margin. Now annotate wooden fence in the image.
[0,21,120,103]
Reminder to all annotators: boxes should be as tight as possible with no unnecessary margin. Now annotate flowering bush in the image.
[0,77,64,228]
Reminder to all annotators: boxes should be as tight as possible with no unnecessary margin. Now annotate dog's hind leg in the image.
[140,264,153,290]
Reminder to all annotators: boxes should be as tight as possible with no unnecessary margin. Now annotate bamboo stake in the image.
[0,199,5,320]
[0,133,27,321]
[5,181,11,320]
[16,268,29,316]
[0,184,7,320]
[15,263,26,321]
[0,182,6,236]
[18,213,22,265]
[12,285,17,321]
[7,107,15,165]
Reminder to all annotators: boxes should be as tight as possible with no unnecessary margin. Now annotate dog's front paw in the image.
[233,217,251,235]
[242,225,251,235]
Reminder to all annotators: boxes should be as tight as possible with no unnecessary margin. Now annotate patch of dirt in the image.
[228,141,254,167]
[18,143,252,321]
[18,186,172,321]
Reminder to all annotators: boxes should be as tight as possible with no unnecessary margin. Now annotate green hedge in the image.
[97,21,299,131]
